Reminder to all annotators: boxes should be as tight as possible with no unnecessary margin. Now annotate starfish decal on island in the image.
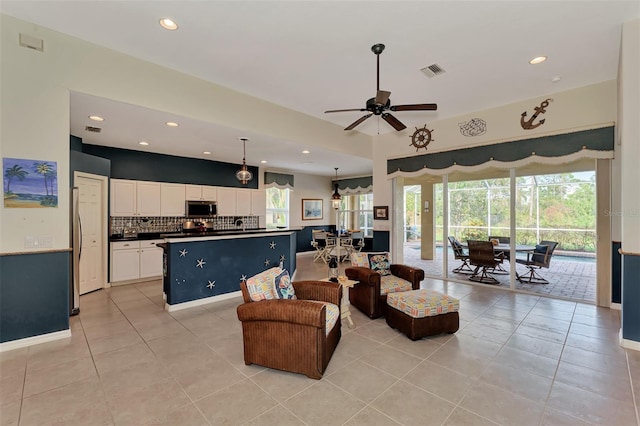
[264,259,271,266]
[196,259,206,268]
[240,274,247,282]
[280,255,286,263]
[179,249,188,257]
[206,280,216,289]
[269,241,276,249]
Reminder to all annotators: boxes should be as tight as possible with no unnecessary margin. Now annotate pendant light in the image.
[331,167,341,209]
[235,137,253,184]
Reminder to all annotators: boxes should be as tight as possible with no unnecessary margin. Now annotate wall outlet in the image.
[24,236,53,248]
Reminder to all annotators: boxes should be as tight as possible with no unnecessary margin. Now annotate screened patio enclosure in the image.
[401,160,597,303]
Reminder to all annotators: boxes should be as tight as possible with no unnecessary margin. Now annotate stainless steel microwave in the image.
[186,200,217,217]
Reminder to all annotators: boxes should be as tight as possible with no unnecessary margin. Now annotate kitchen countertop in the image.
[110,228,298,242]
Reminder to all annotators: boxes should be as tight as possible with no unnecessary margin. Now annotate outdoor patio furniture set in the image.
[448,236,559,285]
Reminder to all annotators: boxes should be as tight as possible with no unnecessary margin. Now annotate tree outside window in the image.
[266,187,289,229]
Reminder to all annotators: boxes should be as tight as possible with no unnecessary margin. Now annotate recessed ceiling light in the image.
[551,76,562,83]
[165,121,179,127]
[302,150,310,154]
[159,18,178,31]
[203,151,211,155]
[529,56,547,65]
[260,160,267,164]
[88,115,104,122]
[139,141,149,146]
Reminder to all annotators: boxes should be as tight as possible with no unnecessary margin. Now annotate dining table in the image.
[461,242,535,275]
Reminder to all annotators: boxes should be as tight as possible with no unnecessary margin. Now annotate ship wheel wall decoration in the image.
[410,125,434,151]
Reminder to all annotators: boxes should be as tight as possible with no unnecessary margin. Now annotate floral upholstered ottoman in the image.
[385,289,459,340]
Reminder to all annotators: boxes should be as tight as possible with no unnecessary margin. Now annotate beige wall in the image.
[0,14,370,253]
[371,81,618,245]
[619,19,640,254]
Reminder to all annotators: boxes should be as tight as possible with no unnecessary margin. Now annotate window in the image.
[266,187,290,229]
[340,193,373,237]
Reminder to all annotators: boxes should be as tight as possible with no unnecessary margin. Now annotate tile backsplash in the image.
[110,215,259,235]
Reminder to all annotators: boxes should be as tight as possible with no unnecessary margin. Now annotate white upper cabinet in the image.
[216,187,237,216]
[236,189,252,215]
[135,181,161,216]
[185,184,217,201]
[160,183,185,216]
[250,190,267,216]
[111,179,160,217]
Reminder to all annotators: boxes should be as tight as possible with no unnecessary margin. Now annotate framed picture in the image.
[373,205,388,220]
[302,198,323,220]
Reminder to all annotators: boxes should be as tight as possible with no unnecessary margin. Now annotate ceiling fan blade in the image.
[344,114,373,130]
[381,113,407,131]
[390,103,438,111]
[375,90,391,105]
[325,108,367,113]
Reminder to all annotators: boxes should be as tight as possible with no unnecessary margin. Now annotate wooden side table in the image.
[321,278,357,328]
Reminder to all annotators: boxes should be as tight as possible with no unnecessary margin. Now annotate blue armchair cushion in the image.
[531,244,549,264]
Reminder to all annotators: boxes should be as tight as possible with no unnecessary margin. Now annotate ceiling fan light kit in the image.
[325,43,437,131]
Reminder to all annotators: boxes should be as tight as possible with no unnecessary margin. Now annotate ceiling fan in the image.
[325,43,438,131]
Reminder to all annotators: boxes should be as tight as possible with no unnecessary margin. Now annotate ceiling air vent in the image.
[420,63,446,78]
[85,126,102,133]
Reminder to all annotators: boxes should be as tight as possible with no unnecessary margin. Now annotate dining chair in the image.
[311,230,327,262]
[448,236,474,274]
[467,240,504,284]
[515,240,559,284]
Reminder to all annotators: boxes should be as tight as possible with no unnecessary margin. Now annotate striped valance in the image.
[333,176,373,195]
[388,126,614,177]
[264,172,294,189]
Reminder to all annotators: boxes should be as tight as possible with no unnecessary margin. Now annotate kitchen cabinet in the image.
[111,239,163,283]
[236,189,252,215]
[110,179,161,217]
[251,189,267,216]
[161,183,185,216]
[217,187,237,216]
[185,184,217,201]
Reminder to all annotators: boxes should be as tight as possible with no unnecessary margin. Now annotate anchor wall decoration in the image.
[520,98,553,130]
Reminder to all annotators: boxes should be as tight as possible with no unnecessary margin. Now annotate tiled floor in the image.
[403,243,597,303]
[1,253,638,425]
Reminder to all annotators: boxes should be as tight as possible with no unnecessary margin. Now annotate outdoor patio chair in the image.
[467,240,504,284]
[448,236,474,274]
[516,240,559,284]
[488,235,511,260]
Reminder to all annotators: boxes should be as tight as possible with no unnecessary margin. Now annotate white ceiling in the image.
[2,1,638,177]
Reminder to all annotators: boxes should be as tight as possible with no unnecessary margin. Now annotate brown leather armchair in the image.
[236,280,342,379]
[345,264,424,319]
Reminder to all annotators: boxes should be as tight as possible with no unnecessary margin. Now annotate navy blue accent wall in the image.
[80,143,258,189]
[164,233,295,305]
[622,253,640,341]
[70,150,111,181]
[612,242,622,304]
[296,225,332,252]
[0,252,70,343]
[373,231,390,252]
[70,134,83,152]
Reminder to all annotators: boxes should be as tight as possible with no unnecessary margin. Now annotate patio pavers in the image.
[403,243,596,304]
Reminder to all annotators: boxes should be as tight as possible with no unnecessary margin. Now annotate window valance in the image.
[264,172,294,189]
[388,126,614,177]
[333,176,373,195]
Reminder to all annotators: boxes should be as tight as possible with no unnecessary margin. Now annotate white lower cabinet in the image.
[111,239,163,283]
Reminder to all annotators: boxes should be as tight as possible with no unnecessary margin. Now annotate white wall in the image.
[0,14,370,253]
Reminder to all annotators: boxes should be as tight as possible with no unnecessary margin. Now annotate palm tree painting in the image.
[3,157,58,208]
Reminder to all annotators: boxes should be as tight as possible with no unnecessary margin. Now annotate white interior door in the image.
[77,175,105,294]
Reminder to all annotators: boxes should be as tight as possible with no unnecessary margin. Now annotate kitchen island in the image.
[159,228,298,311]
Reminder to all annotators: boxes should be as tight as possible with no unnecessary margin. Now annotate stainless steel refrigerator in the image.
[69,187,80,316]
